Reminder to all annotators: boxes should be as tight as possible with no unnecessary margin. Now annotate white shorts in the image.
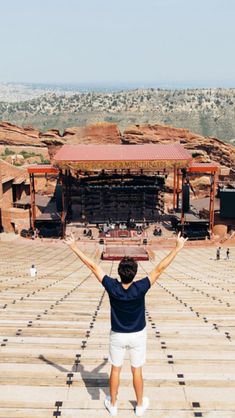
[109,327,147,368]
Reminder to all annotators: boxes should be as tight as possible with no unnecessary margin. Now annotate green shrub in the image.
[3,147,15,156]
[20,150,37,159]
[40,155,50,164]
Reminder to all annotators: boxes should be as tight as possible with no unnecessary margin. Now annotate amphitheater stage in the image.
[102,245,149,260]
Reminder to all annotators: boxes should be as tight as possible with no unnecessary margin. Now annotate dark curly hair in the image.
[118,256,138,284]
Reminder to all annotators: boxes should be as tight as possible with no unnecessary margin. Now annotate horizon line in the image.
[1,80,235,89]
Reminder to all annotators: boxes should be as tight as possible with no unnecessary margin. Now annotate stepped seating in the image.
[0,240,234,416]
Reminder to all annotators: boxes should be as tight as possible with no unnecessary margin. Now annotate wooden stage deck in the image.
[0,239,235,417]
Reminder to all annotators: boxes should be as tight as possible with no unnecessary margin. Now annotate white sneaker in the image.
[135,397,149,416]
[104,396,118,416]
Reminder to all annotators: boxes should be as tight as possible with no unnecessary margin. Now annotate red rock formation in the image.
[123,124,235,169]
[63,127,81,137]
[42,122,122,160]
[0,121,234,170]
[40,129,62,140]
[0,121,42,146]
[63,122,122,144]
[0,158,27,183]
[45,141,64,161]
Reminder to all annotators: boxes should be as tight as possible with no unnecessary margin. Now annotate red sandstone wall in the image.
[0,160,30,233]
[2,182,13,209]
[2,207,30,233]
[0,181,30,232]
[0,167,2,202]
[0,159,27,180]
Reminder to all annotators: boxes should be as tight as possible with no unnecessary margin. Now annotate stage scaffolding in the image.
[27,144,220,238]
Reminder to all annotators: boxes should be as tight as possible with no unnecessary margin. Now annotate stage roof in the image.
[27,165,59,175]
[188,162,220,173]
[53,144,192,171]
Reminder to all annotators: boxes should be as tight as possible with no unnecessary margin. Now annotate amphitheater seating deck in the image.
[0,238,235,417]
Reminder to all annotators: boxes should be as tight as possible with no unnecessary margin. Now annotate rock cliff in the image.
[123,124,235,169]
[0,122,43,146]
[0,121,234,170]
[0,121,121,145]
[63,122,122,144]
[42,122,122,159]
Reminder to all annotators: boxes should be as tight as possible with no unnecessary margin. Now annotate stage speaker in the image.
[182,184,190,213]
[55,184,63,212]
[220,189,235,218]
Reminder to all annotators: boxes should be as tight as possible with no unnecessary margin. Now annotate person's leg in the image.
[131,366,143,406]
[110,365,122,405]
[131,365,149,416]
[108,331,126,408]
[129,328,147,407]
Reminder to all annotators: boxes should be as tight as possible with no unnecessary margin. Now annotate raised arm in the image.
[63,234,106,282]
[149,233,187,286]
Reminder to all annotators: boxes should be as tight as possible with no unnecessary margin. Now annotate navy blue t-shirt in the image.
[102,275,151,333]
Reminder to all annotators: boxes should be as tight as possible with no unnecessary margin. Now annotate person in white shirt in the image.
[30,264,37,277]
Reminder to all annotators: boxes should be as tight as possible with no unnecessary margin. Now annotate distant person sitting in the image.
[35,228,39,238]
[87,229,92,238]
[153,227,158,236]
[30,264,37,277]
[153,226,162,237]
[136,226,142,235]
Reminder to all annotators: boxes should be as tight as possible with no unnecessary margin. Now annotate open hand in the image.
[175,232,188,251]
[63,233,76,248]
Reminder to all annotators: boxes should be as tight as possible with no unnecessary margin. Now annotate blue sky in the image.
[0,0,235,86]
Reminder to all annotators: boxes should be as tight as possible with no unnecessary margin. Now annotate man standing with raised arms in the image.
[64,233,187,416]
